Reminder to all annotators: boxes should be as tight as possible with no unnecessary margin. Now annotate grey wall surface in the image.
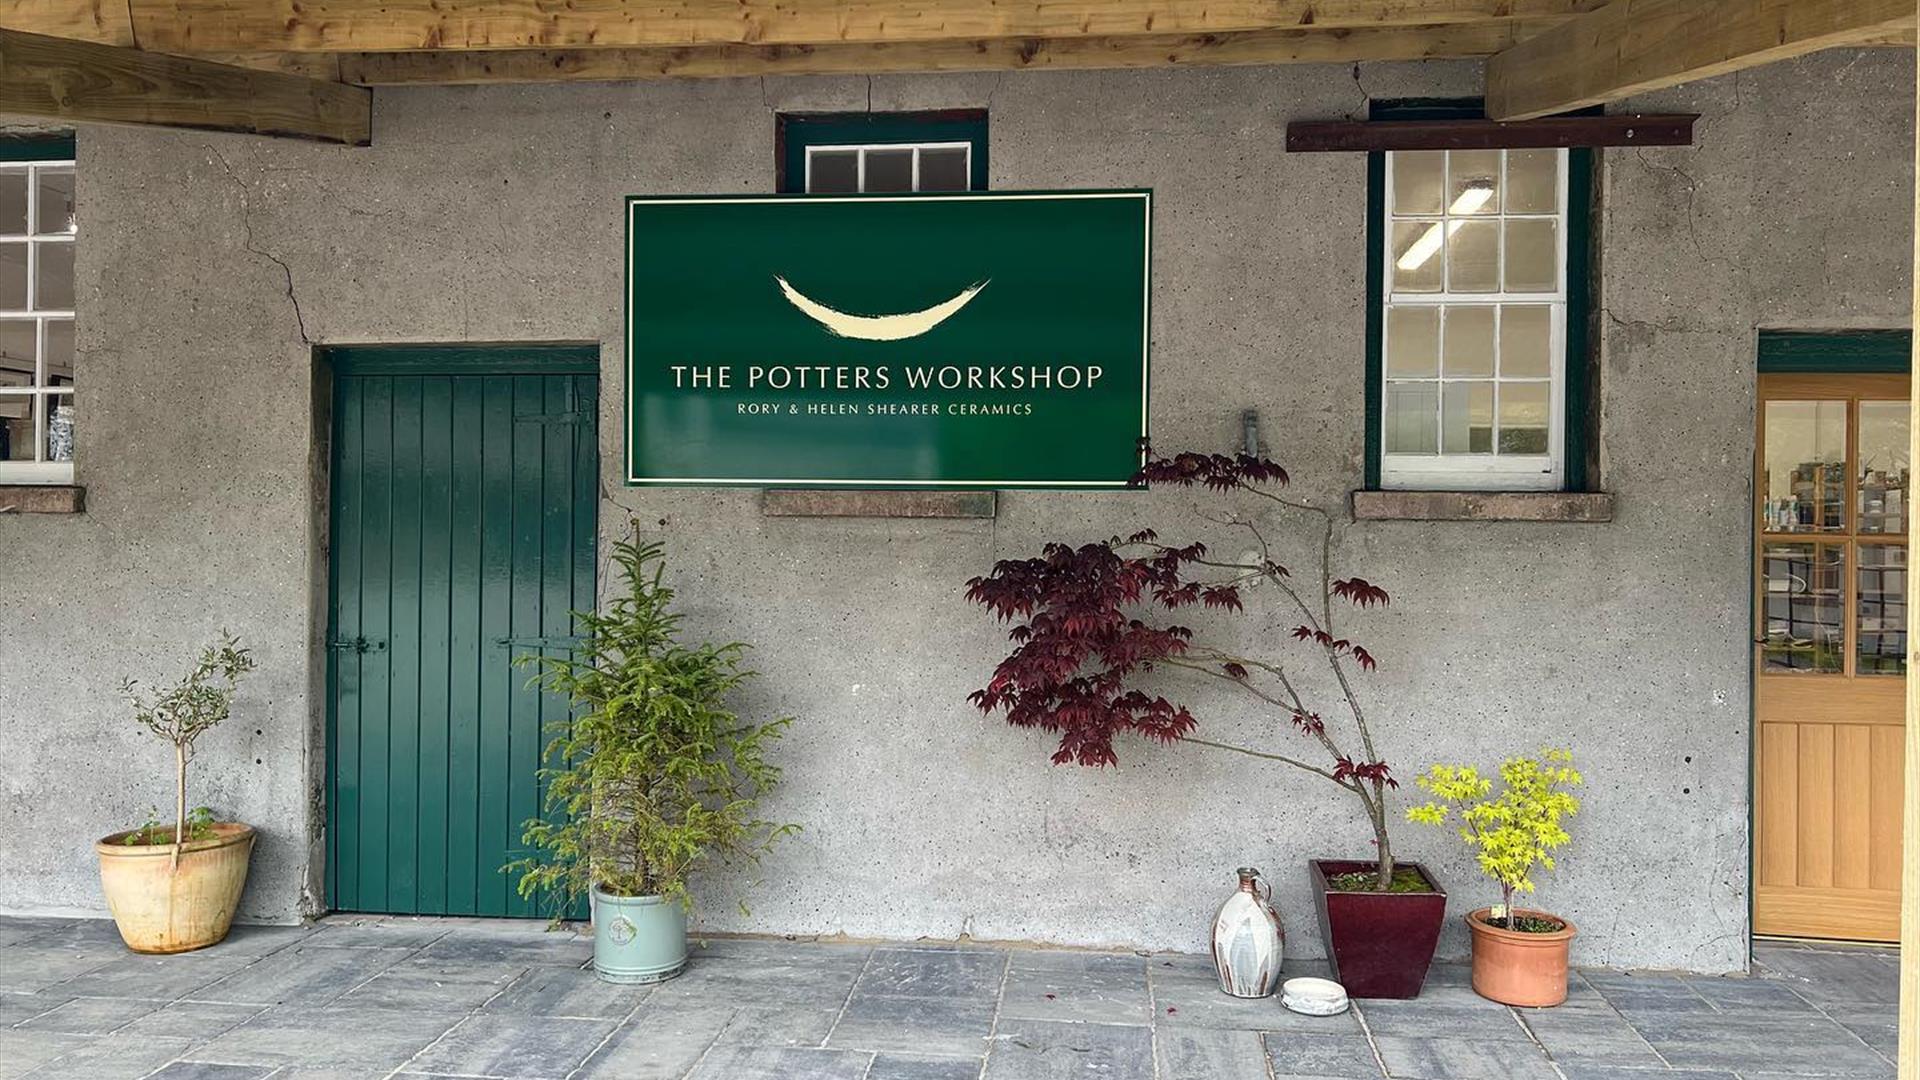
[0,50,1910,974]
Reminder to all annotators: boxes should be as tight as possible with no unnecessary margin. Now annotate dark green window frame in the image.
[1363,100,1595,492]
[776,110,988,194]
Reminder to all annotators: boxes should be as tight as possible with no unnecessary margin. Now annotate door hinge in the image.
[326,636,387,654]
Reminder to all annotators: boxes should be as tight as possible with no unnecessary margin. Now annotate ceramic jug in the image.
[1212,866,1284,997]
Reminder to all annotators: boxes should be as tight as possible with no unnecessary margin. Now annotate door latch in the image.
[326,636,387,654]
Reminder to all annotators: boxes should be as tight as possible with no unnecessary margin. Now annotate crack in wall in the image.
[208,144,312,346]
[1630,147,1732,276]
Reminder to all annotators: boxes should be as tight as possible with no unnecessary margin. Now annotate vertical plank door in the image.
[326,347,597,917]
[1755,372,1910,940]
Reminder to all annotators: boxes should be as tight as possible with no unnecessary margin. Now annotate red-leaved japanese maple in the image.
[966,449,1403,890]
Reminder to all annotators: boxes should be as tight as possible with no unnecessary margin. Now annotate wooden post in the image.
[1902,7,1920,1078]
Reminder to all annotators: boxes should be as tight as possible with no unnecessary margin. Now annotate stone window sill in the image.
[0,485,84,514]
[1351,490,1612,523]
[762,489,996,519]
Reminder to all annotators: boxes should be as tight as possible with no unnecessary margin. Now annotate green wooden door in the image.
[325,345,598,917]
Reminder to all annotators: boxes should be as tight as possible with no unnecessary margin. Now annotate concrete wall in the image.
[0,50,1910,973]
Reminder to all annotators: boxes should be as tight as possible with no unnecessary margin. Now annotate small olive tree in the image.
[509,535,796,915]
[120,632,256,865]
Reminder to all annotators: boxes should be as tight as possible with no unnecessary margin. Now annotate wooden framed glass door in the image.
[1754,372,1909,941]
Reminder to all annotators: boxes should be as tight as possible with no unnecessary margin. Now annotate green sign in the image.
[624,191,1151,488]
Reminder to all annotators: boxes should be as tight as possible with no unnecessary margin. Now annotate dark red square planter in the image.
[1308,859,1447,999]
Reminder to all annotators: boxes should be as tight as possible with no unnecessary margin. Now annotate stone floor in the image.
[0,915,1900,1080]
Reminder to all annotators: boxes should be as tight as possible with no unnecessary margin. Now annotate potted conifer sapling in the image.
[97,633,258,954]
[510,535,797,984]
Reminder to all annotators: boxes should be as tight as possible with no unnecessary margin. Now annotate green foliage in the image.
[507,536,797,914]
[121,632,254,854]
[1407,749,1582,921]
[121,632,255,755]
[124,805,217,846]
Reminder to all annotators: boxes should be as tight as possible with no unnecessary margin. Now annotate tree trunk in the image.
[1371,797,1395,891]
[170,742,188,872]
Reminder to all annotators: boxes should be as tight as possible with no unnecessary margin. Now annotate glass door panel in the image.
[1761,400,1847,533]
[1857,400,1908,535]
[1857,542,1907,676]
[1761,542,1845,672]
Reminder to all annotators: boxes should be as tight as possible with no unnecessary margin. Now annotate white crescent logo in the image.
[775,275,989,342]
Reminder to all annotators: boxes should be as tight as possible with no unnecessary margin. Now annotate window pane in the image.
[1859,544,1906,676]
[1497,382,1550,454]
[1442,306,1494,377]
[0,318,32,385]
[1442,381,1493,454]
[1858,400,1908,535]
[1500,305,1553,377]
[36,242,72,311]
[864,148,913,192]
[1447,220,1499,292]
[1505,218,1558,293]
[1762,543,1845,673]
[44,319,71,387]
[46,394,72,462]
[0,172,25,235]
[1506,150,1560,214]
[1390,221,1444,292]
[0,392,34,461]
[1384,383,1438,455]
[36,168,73,235]
[1392,151,1445,214]
[1447,150,1501,214]
[1384,306,1438,377]
[808,150,858,193]
[0,243,25,309]
[918,147,968,191]
[1762,400,1847,532]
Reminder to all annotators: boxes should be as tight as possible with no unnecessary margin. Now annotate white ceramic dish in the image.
[1280,976,1350,1016]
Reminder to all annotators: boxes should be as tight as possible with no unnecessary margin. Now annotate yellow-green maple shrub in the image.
[1407,749,1582,929]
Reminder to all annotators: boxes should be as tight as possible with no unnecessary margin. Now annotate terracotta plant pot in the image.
[96,822,255,954]
[1466,907,1576,1007]
[1308,859,1447,999]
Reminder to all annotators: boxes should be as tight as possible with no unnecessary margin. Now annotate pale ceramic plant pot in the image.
[591,886,688,984]
[95,822,254,954]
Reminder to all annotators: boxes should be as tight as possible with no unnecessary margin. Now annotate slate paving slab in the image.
[19,1033,196,1080]
[1624,1009,1895,1076]
[403,1012,619,1078]
[15,995,162,1035]
[482,961,653,1018]
[571,1000,735,1079]
[0,1030,92,1080]
[333,957,527,1011]
[983,1019,1155,1080]
[185,1003,467,1070]
[186,945,410,1007]
[867,1053,987,1080]
[1260,1031,1383,1077]
[111,1001,266,1043]
[1154,1027,1274,1080]
[1373,1034,1560,1080]
[825,992,998,1057]
[685,1044,874,1080]
[52,952,260,1002]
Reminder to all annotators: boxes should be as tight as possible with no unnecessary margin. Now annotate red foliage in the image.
[965,448,1395,791]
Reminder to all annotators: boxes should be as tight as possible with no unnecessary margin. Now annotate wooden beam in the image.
[339,19,1558,84]
[0,1,134,46]
[0,28,369,144]
[1486,0,1916,121]
[1903,9,1919,1077]
[128,0,1606,53]
[1285,113,1696,152]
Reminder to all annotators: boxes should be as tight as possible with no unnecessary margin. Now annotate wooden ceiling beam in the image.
[123,0,1608,53]
[338,20,1562,84]
[0,27,370,144]
[1486,0,1917,121]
